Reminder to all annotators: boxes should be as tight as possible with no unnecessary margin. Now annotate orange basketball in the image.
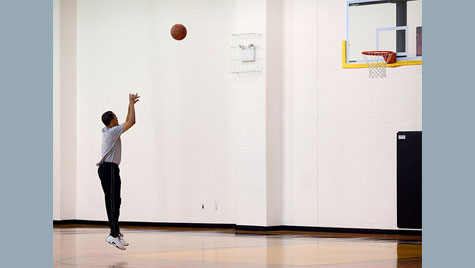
[171,24,187,40]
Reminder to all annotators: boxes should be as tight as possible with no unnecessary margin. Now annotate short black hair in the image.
[102,111,115,126]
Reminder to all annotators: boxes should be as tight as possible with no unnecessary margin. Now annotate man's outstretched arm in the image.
[123,93,140,133]
[126,102,131,123]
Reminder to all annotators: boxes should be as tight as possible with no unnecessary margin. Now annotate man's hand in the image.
[129,93,140,104]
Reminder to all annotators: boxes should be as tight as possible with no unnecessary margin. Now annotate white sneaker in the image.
[106,235,126,250]
[118,233,129,246]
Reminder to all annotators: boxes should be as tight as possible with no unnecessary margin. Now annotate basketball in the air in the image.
[171,24,187,40]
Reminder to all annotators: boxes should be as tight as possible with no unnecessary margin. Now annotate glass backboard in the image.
[345,0,422,64]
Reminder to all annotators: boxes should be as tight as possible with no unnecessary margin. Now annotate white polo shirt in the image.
[97,124,124,166]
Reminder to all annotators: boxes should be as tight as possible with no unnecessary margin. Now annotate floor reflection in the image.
[397,241,422,268]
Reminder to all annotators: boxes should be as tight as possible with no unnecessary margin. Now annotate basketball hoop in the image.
[362,51,396,79]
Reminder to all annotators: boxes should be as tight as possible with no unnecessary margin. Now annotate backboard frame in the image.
[376,26,408,57]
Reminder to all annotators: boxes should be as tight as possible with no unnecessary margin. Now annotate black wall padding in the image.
[397,131,422,229]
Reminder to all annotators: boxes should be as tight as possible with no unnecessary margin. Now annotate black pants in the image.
[98,162,121,237]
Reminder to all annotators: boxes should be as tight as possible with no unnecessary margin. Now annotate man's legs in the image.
[110,164,121,237]
[98,163,121,237]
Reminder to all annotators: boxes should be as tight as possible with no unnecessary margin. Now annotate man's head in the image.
[102,111,119,128]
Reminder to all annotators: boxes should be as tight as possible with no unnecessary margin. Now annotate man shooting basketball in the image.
[97,93,140,250]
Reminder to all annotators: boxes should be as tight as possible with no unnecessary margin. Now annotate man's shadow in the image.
[109,261,128,268]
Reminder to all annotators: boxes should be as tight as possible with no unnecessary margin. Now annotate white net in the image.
[362,53,394,79]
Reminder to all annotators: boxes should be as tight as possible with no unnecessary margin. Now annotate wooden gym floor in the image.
[54,225,422,268]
